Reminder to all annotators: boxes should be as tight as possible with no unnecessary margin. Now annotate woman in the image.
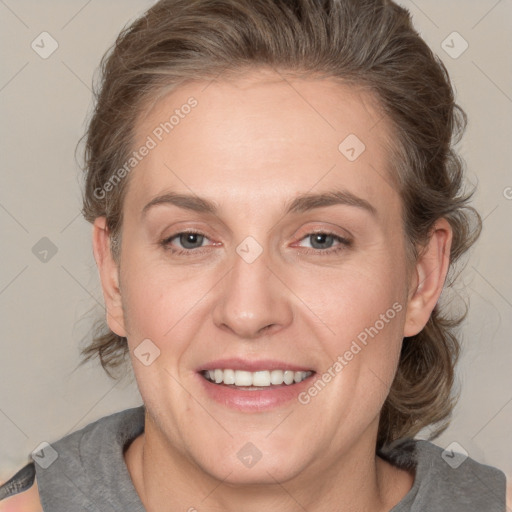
[0,0,507,510]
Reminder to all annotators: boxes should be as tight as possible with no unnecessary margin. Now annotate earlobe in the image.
[403,218,453,337]
[92,217,127,338]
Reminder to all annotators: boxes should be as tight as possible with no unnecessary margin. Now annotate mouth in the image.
[195,360,316,411]
[200,368,314,389]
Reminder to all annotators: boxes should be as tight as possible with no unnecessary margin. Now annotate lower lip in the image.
[196,372,315,412]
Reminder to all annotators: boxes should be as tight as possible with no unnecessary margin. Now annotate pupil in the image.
[181,233,203,249]
[312,233,332,249]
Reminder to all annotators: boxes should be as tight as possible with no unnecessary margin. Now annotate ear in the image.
[403,218,453,337]
[92,217,127,338]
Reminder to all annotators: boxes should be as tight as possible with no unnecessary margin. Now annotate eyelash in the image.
[160,229,352,257]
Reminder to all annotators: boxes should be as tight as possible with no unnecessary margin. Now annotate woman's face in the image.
[103,70,419,483]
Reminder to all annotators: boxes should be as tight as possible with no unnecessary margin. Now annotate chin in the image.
[200,454,308,487]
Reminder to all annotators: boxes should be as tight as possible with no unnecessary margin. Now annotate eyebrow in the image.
[141,189,377,219]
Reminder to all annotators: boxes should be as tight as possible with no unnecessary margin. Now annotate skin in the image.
[4,69,453,511]
[101,70,452,511]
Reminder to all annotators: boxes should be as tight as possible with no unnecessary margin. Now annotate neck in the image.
[124,413,413,512]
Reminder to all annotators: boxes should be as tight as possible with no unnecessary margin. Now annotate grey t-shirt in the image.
[0,406,506,511]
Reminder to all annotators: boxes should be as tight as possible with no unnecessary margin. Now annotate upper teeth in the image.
[203,369,313,386]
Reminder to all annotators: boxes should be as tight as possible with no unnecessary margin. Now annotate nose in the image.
[212,245,293,339]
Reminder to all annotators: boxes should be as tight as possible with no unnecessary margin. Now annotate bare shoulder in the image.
[0,479,42,512]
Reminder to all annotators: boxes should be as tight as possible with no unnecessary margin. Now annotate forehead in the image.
[127,70,399,218]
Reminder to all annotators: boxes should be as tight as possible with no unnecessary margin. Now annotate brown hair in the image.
[78,0,481,448]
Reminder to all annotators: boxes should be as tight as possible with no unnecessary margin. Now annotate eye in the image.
[160,229,351,257]
[295,231,351,255]
[160,231,212,255]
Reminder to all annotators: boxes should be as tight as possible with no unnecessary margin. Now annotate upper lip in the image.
[196,358,315,373]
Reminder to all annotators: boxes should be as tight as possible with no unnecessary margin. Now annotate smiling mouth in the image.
[200,369,314,388]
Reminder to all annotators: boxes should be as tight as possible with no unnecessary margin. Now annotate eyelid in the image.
[161,229,215,248]
[292,223,353,243]
[291,230,352,254]
[295,231,351,245]
[161,226,352,257]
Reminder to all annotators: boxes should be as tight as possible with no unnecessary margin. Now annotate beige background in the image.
[1,0,511,489]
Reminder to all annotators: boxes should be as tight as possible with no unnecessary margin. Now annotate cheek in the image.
[295,252,408,398]
[291,250,408,335]
[119,227,409,357]
[118,250,214,351]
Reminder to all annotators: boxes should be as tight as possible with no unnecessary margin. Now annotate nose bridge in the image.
[212,237,292,338]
